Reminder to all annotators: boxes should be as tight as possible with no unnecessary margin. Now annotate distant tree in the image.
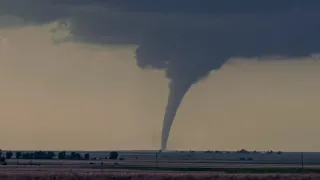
[77,153,83,160]
[33,151,55,159]
[58,151,66,159]
[237,149,250,154]
[47,151,56,159]
[34,151,42,159]
[68,152,83,160]
[109,151,119,160]
[70,152,76,159]
[0,156,5,164]
[5,151,13,159]
[267,150,273,154]
[21,152,34,159]
[70,152,77,160]
[84,153,90,160]
[15,152,22,159]
[277,151,282,155]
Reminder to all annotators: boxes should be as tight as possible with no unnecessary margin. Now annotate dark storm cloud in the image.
[2,0,320,150]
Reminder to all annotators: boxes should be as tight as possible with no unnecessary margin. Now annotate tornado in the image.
[3,1,320,151]
[161,80,193,150]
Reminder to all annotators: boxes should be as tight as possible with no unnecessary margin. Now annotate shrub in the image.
[5,151,13,159]
[109,151,119,160]
[84,153,90,160]
[58,151,66,159]
[0,156,5,165]
[15,152,21,159]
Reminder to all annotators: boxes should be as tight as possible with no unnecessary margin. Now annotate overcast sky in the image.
[1,1,320,151]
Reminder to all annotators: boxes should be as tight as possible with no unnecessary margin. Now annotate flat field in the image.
[1,167,320,180]
[1,151,320,179]
[3,158,318,169]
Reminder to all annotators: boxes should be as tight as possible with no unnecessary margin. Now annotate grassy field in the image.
[1,159,320,179]
[1,159,320,174]
[1,150,320,179]
[1,167,320,180]
[4,159,309,169]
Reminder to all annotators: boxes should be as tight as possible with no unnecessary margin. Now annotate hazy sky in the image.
[1,1,320,151]
[0,24,320,151]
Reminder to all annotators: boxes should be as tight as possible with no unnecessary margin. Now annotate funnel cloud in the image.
[1,0,320,150]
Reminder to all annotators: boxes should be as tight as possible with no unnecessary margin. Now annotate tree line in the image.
[0,149,119,165]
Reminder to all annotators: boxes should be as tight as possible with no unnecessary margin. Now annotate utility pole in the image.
[301,152,304,170]
[155,151,158,168]
[156,150,161,168]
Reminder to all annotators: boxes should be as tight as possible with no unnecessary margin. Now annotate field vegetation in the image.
[1,170,320,180]
[0,149,319,179]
